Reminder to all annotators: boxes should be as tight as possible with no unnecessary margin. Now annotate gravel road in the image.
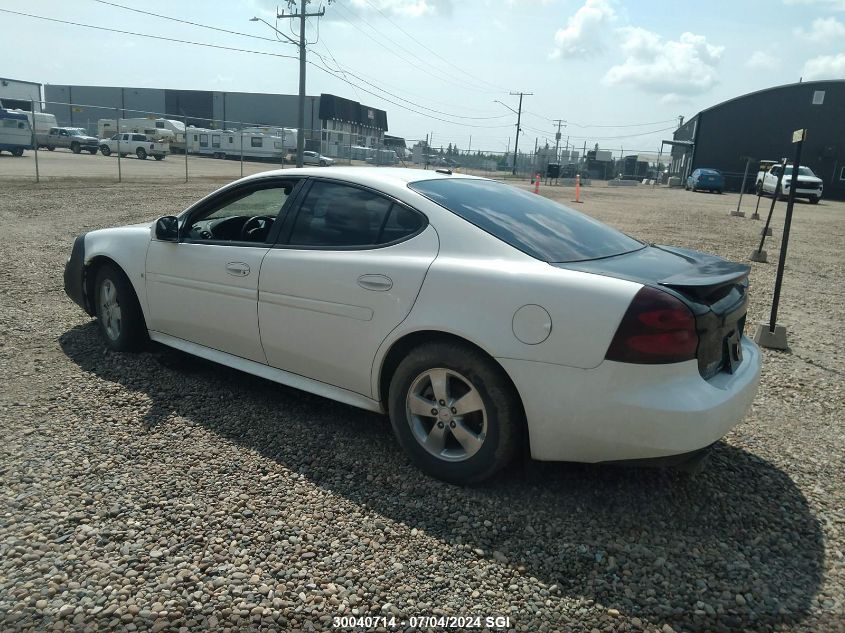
[1,179,843,632]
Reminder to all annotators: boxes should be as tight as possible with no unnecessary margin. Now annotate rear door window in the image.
[410,178,642,263]
[287,181,423,248]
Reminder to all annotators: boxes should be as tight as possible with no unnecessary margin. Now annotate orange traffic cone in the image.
[534,172,540,194]
[572,174,583,203]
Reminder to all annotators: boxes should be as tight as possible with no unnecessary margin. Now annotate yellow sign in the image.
[792,129,806,143]
[72,107,84,113]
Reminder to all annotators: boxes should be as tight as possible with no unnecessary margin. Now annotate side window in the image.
[156,122,165,129]
[840,167,845,181]
[200,134,208,147]
[111,134,119,141]
[212,134,221,148]
[288,182,402,248]
[187,182,298,243]
[380,204,425,243]
[132,134,146,142]
[251,137,263,148]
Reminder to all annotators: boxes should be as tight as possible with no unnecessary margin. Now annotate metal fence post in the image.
[184,115,188,183]
[31,100,39,183]
[240,127,244,179]
[116,118,122,183]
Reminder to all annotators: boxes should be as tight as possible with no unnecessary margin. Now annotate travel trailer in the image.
[186,128,288,161]
[0,108,33,156]
[98,118,186,151]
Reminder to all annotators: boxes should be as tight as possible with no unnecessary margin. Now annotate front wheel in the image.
[88,148,98,155]
[100,145,111,156]
[755,181,763,195]
[319,160,327,166]
[47,146,55,151]
[71,142,81,154]
[810,196,820,204]
[136,147,147,160]
[11,148,24,157]
[388,342,522,484]
[94,264,147,352]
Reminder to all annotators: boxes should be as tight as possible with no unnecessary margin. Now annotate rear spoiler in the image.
[656,246,749,300]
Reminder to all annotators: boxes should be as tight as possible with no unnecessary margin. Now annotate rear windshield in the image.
[409,178,643,263]
[700,169,721,175]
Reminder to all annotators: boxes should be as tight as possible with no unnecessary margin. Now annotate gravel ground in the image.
[1,179,843,633]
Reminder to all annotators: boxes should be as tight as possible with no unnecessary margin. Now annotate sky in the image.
[3,0,844,155]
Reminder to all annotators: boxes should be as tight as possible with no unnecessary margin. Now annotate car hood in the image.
[73,135,99,142]
[555,244,749,304]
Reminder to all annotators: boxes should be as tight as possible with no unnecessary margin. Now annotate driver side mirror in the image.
[155,216,179,242]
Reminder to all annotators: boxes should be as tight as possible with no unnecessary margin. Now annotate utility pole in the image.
[275,1,325,168]
[553,119,566,164]
[509,91,531,176]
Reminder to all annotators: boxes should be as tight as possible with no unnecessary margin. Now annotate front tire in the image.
[388,342,522,484]
[94,264,147,352]
[11,148,24,157]
[47,146,55,151]
[71,142,81,154]
[100,145,111,156]
[810,196,820,204]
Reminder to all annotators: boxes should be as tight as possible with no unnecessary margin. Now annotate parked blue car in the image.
[686,168,725,194]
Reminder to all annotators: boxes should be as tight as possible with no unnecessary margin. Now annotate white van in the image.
[8,110,56,148]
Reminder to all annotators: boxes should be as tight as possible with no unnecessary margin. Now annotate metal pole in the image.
[31,100,39,183]
[184,115,188,183]
[296,6,306,168]
[511,92,523,176]
[240,128,244,178]
[757,159,787,253]
[768,135,804,332]
[735,157,752,213]
[117,118,122,183]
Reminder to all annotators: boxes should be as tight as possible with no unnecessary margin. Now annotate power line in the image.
[0,8,300,60]
[355,0,508,93]
[330,1,503,96]
[307,48,512,121]
[89,0,290,44]
[307,59,516,129]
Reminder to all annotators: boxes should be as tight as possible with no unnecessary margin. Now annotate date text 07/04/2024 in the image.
[333,615,513,629]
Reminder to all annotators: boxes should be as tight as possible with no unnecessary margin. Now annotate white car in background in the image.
[301,150,334,166]
[64,168,761,484]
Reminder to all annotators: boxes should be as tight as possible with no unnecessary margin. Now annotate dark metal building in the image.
[670,80,845,200]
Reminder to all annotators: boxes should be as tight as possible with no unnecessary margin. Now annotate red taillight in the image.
[605,286,698,364]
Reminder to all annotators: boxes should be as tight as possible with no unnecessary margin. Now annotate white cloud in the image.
[602,28,724,100]
[803,53,845,79]
[549,0,616,59]
[795,16,845,41]
[784,0,845,9]
[746,50,779,69]
[349,0,451,17]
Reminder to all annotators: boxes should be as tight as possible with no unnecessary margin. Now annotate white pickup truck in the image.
[756,163,823,204]
[99,133,169,161]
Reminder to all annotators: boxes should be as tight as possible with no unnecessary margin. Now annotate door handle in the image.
[225,262,250,276]
[357,274,393,291]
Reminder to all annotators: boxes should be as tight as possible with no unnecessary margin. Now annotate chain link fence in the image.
[1,99,667,187]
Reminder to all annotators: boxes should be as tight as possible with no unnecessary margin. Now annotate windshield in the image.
[409,178,643,263]
[68,128,88,135]
[701,169,721,175]
[784,166,815,177]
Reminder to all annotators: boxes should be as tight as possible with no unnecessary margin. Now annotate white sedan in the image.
[64,167,761,483]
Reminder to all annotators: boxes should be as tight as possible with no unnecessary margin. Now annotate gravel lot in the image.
[1,178,843,633]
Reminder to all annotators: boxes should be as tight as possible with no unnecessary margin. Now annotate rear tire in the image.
[154,154,164,161]
[93,263,147,352]
[88,148,98,155]
[387,342,522,484]
[47,146,55,151]
[11,148,24,157]
[71,142,81,154]
[136,147,147,160]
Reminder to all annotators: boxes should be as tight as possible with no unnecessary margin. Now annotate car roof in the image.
[237,166,488,188]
